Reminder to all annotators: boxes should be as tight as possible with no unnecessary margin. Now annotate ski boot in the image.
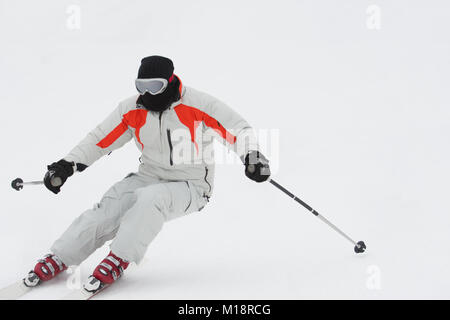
[24,254,67,287]
[83,251,129,294]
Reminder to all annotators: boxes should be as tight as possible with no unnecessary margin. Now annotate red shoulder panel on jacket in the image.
[174,104,236,152]
[96,109,148,150]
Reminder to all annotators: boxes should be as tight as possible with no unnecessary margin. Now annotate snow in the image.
[1,0,449,299]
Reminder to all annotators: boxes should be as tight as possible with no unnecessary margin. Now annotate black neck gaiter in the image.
[137,77,181,112]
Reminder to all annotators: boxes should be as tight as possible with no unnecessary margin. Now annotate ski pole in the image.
[268,178,366,253]
[11,175,62,191]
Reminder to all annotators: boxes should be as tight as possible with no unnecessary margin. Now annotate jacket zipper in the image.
[204,167,212,194]
[159,112,163,153]
[167,129,173,166]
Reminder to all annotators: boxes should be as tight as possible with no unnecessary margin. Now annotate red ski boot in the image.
[93,251,129,284]
[83,252,129,294]
[24,254,67,287]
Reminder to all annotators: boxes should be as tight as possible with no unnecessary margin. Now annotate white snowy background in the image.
[0,0,449,299]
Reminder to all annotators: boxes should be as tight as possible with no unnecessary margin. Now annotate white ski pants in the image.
[51,173,206,266]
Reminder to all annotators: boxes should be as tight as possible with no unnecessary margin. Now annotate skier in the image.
[23,55,271,294]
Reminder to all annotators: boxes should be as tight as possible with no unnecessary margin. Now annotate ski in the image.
[0,271,41,300]
[62,275,109,300]
[0,280,32,300]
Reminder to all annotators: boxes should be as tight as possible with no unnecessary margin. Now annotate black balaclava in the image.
[136,55,180,112]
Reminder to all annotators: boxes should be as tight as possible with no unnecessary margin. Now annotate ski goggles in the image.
[135,75,174,95]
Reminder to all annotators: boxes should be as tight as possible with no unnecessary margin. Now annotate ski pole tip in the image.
[11,178,24,191]
[354,241,366,254]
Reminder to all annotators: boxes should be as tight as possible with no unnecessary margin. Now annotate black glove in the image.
[243,150,271,183]
[44,159,76,194]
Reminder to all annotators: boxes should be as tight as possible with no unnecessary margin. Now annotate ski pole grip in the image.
[46,170,63,187]
[247,164,256,174]
[50,176,63,187]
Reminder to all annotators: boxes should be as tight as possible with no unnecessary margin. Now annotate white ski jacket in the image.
[64,77,259,204]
